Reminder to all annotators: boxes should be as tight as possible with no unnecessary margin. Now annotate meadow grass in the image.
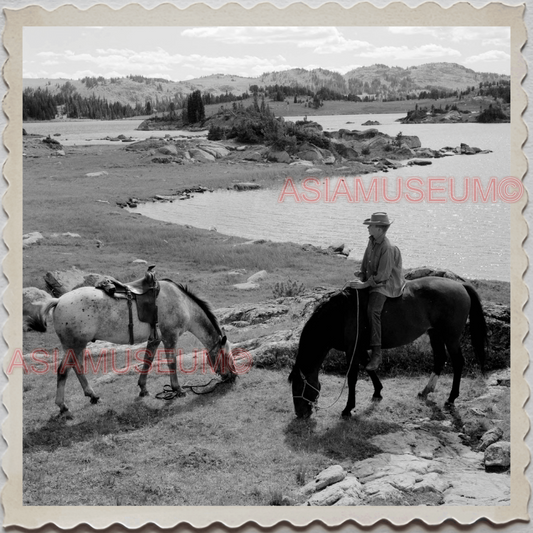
[22,362,509,506]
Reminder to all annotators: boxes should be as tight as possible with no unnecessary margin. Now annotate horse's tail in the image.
[26,298,60,333]
[463,283,487,373]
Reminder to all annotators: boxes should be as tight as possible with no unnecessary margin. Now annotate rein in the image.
[294,288,360,412]
[155,336,232,400]
[155,377,232,399]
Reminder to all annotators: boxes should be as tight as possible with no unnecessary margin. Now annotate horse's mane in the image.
[162,279,223,335]
[306,289,350,325]
[289,289,354,382]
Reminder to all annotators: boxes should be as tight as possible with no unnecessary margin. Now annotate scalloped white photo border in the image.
[2,2,528,529]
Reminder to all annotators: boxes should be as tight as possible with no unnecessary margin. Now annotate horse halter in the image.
[293,369,321,409]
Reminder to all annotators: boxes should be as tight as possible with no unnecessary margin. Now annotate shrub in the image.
[273,279,305,298]
[477,104,508,123]
[207,124,229,141]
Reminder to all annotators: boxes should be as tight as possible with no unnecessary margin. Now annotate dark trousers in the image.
[368,292,387,347]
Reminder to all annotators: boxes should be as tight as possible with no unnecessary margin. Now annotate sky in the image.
[23,26,511,81]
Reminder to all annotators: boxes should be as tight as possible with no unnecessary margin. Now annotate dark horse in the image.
[288,277,487,418]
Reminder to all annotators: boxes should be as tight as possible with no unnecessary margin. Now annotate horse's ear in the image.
[220,334,227,345]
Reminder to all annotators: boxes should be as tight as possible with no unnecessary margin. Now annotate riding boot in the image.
[366,347,382,371]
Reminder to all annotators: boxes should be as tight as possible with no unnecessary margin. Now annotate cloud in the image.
[181,26,344,48]
[388,26,510,44]
[359,44,461,60]
[482,38,509,47]
[464,50,510,64]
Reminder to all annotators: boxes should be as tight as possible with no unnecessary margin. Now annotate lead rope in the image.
[155,338,233,400]
[313,287,360,412]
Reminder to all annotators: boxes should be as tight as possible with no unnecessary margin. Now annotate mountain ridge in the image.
[23,62,509,108]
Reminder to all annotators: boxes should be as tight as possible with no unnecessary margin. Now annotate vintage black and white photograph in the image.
[3,1,528,529]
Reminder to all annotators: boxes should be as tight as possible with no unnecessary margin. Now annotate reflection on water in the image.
[132,176,510,281]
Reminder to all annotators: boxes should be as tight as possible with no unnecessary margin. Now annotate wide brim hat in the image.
[363,212,393,226]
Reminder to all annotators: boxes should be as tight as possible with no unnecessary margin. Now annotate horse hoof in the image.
[372,395,383,402]
[341,411,352,418]
[59,409,73,420]
[90,396,100,405]
[139,390,149,397]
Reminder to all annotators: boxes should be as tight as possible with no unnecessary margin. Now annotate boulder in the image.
[405,267,465,282]
[23,232,44,247]
[198,144,230,159]
[400,135,422,149]
[247,270,267,283]
[217,303,289,326]
[44,267,87,296]
[290,160,314,167]
[414,148,436,158]
[408,159,432,166]
[332,143,359,160]
[243,152,263,162]
[125,139,167,151]
[484,441,511,472]
[443,471,511,505]
[363,136,390,150]
[233,183,261,191]
[158,145,178,156]
[296,149,322,162]
[85,171,109,177]
[267,150,291,164]
[300,465,346,496]
[251,340,298,369]
[394,146,415,158]
[477,427,503,452]
[460,143,477,155]
[189,148,216,163]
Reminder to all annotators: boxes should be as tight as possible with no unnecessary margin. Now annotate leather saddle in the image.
[96,265,160,344]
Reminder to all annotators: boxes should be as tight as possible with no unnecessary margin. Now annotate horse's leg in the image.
[165,335,186,398]
[367,370,383,401]
[71,347,100,406]
[137,339,161,397]
[419,330,447,400]
[341,354,359,418]
[55,350,72,416]
[55,344,98,416]
[445,338,465,406]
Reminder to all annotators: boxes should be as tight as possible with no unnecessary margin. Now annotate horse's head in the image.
[288,366,321,418]
[212,330,238,382]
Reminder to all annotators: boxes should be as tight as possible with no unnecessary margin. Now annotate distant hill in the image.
[23,63,509,109]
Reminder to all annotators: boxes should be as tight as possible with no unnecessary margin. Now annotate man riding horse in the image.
[349,212,406,371]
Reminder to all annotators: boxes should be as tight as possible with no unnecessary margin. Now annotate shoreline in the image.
[22,138,509,310]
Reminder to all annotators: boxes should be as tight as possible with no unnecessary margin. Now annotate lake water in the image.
[23,119,206,146]
[24,116,511,281]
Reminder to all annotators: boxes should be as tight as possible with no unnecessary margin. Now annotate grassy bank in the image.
[23,143,361,311]
[203,96,504,120]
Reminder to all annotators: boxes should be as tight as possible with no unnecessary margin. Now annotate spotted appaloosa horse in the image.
[30,281,236,416]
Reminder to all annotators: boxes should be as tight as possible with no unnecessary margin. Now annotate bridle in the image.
[292,288,361,413]
[292,369,321,409]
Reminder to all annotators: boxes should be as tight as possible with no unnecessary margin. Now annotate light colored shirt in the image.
[358,234,406,298]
